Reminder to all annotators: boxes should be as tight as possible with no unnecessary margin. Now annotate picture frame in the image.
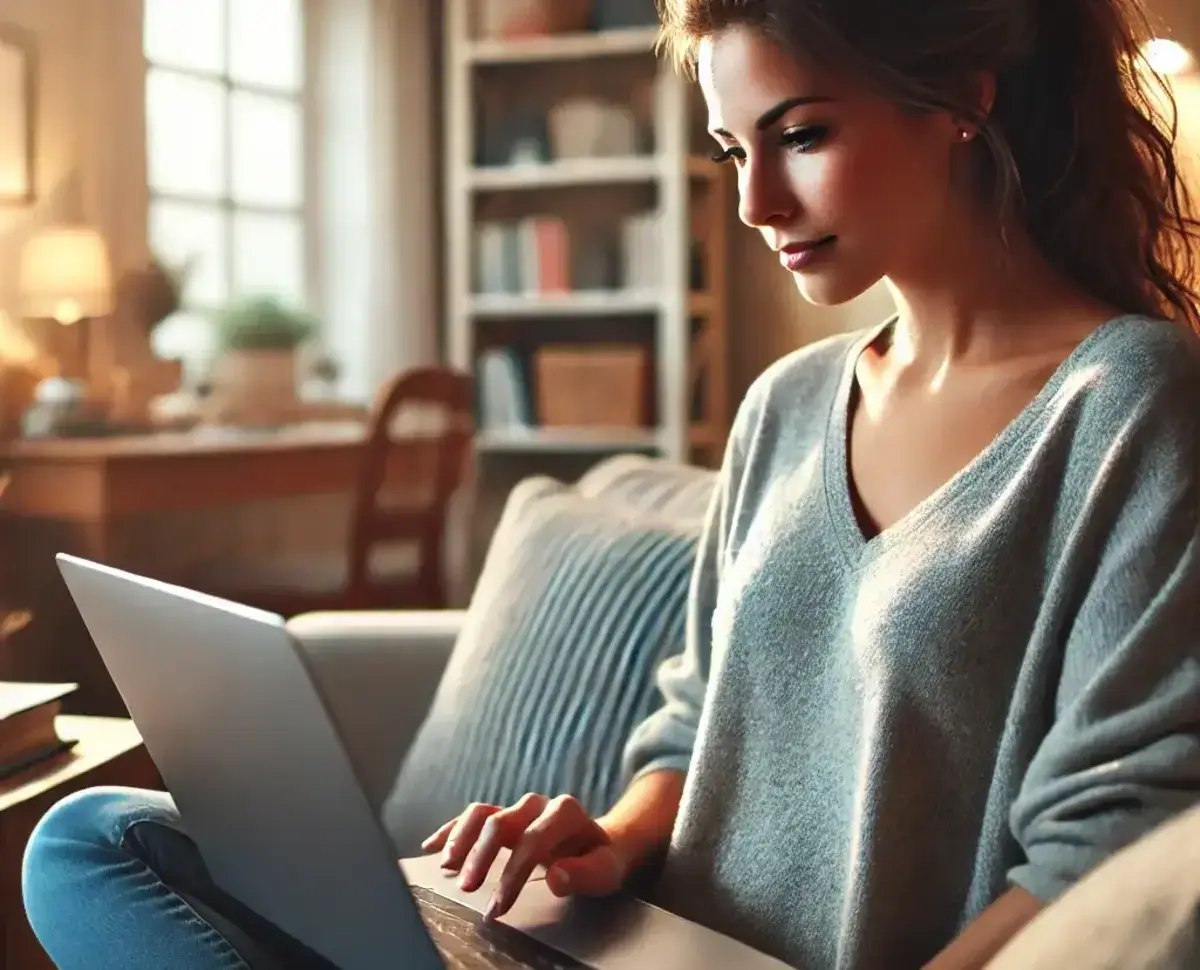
[0,25,35,206]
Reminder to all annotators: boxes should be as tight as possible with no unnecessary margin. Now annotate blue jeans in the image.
[22,786,339,969]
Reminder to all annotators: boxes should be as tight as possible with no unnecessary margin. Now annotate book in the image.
[0,682,79,780]
[474,217,572,296]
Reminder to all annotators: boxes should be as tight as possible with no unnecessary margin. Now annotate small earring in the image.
[958,127,974,142]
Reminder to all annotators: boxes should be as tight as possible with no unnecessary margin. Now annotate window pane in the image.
[152,310,219,377]
[149,201,229,306]
[232,213,305,304]
[230,0,303,91]
[144,0,224,73]
[231,93,302,208]
[146,69,226,197]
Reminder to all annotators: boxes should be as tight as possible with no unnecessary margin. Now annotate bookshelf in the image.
[445,0,732,468]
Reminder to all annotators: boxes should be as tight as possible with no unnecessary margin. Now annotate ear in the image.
[964,70,997,124]
[949,71,997,143]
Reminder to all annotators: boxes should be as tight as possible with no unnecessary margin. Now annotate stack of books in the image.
[0,682,79,782]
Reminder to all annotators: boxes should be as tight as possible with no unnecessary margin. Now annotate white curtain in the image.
[310,0,439,404]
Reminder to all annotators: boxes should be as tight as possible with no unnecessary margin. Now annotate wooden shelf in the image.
[448,0,732,466]
[468,157,723,192]
[469,157,660,191]
[470,291,714,320]
[466,27,659,65]
[689,292,715,317]
[476,427,662,454]
[687,156,723,182]
[470,290,661,318]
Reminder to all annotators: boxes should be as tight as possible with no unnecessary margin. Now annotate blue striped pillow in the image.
[381,475,706,854]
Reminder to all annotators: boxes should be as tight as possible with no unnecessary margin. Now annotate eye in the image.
[710,145,746,166]
[781,124,831,153]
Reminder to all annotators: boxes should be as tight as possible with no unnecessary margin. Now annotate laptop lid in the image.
[56,554,444,970]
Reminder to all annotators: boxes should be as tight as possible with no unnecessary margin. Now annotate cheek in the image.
[810,139,948,246]
[780,144,903,231]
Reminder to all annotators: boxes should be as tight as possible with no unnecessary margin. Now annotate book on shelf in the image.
[477,346,534,430]
[474,217,571,296]
[621,211,662,289]
[0,681,79,781]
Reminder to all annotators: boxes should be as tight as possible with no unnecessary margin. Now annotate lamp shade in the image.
[19,226,114,325]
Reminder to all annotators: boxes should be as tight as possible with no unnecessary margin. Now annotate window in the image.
[144,0,306,378]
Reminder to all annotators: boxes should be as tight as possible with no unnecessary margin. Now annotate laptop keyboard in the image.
[411,887,592,970]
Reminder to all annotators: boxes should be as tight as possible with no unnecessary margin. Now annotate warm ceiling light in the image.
[1143,38,1193,76]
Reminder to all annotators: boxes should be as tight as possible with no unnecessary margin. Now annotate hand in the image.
[422,793,630,921]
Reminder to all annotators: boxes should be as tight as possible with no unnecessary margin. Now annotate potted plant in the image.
[208,295,318,425]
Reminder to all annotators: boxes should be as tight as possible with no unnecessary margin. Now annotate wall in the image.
[1176,76,1200,196]
[0,0,148,325]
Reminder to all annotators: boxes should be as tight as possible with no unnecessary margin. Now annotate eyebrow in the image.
[711,95,836,138]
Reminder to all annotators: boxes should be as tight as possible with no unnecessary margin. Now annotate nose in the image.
[737,155,797,230]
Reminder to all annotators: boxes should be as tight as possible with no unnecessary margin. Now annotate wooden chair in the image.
[197,367,475,617]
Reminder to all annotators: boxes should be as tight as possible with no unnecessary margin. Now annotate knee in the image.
[22,787,172,931]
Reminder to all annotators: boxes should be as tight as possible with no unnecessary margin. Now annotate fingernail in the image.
[440,843,456,868]
[484,895,500,921]
[547,869,570,894]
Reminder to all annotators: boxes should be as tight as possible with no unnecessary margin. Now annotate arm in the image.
[922,888,1042,970]
[597,767,687,881]
[932,407,1200,968]
[620,430,739,784]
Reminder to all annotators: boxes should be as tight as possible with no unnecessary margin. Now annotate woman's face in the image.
[699,26,965,305]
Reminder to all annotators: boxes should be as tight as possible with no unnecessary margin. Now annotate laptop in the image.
[56,554,792,970]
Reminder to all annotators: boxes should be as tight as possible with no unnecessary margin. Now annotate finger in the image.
[440,804,499,871]
[487,796,587,920]
[421,818,458,854]
[546,847,624,897]
[459,793,548,893]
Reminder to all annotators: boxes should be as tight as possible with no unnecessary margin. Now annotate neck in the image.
[881,200,1098,367]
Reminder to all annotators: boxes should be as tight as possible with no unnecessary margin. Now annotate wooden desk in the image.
[0,716,159,970]
[0,423,420,714]
[1,422,372,535]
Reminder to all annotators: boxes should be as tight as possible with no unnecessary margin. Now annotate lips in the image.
[779,235,837,272]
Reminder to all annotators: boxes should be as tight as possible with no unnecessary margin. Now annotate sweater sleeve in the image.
[1008,418,1200,903]
[621,399,752,783]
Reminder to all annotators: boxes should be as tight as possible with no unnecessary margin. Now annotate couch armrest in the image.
[286,610,464,814]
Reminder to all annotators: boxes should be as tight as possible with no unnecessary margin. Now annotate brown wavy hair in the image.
[658,0,1200,333]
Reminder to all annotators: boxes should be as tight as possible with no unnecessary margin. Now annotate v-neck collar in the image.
[822,313,1142,565]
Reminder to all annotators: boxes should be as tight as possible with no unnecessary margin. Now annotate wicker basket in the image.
[536,345,648,427]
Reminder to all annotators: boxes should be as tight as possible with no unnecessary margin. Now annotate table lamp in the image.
[19,225,114,384]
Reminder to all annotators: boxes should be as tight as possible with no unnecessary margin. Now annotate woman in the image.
[425,0,1200,967]
[21,0,1200,967]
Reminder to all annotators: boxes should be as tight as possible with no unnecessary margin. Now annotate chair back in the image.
[346,367,474,609]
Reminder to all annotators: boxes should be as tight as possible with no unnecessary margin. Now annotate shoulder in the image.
[1056,315,1200,461]
[1048,315,1199,530]
[1065,315,1200,416]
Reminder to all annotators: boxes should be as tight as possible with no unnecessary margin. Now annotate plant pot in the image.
[210,348,299,426]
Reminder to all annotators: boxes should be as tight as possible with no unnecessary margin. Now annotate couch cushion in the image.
[575,454,718,522]
[381,474,704,855]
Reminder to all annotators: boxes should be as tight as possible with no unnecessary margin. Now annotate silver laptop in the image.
[56,554,791,970]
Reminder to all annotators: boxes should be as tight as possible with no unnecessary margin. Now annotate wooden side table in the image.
[0,716,160,970]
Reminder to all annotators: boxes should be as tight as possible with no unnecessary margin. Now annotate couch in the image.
[279,455,1199,970]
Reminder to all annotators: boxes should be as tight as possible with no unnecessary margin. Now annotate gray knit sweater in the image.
[623,314,1200,970]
